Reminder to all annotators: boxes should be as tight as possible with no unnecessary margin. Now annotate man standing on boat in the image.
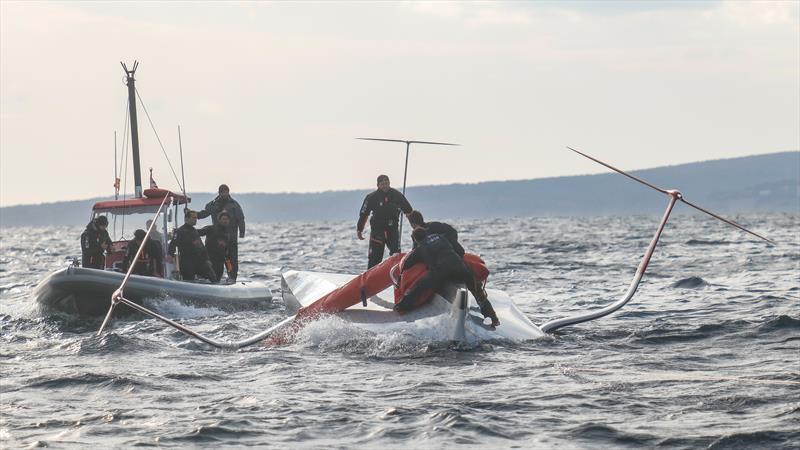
[198,211,232,283]
[198,184,245,281]
[80,216,112,270]
[168,210,216,282]
[357,175,413,268]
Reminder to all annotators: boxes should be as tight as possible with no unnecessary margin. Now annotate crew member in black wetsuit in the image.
[123,229,164,277]
[396,228,500,327]
[168,210,216,281]
[198,211,232,283]
[407,210,464,256]
[357,175,413,268]
[80,215,112,269]
[198,184,245,281]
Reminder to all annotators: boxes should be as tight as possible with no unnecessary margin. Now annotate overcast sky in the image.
[1,1,798,206]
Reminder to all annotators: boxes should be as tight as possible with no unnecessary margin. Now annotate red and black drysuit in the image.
[168,223,216,282]
[198,224,231,283]
[357,188,412,268]
[80,221,112,269]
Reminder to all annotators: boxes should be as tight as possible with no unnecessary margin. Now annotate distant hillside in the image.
[1,152,797,228]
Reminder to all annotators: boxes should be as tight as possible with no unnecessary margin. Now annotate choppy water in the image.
[1,214,798,448]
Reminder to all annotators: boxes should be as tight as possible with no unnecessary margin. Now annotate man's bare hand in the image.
[357,231,364,240]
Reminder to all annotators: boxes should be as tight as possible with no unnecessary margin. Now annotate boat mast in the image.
[121,61,143,198]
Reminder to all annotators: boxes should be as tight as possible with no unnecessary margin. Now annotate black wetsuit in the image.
[357,188,412,268]
[123,239,164,277]
[80,221,112,269]
[397,231,499,323]
[198,196,245,280]
[168,223,216,281]
[199,224,230,282]
[413,221,464,257]
[395,233,474,312]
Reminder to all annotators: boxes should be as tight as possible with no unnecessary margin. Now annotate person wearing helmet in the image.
[123,229,164,277]
[80,215,112,269]
[357,175,413,268]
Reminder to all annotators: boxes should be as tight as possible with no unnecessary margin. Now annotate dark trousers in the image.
[395,258,473,312]
[180,258,216,282]
[82,254,105,270]
[229,238,239,281]
[209,255,227,283]
[368,227,400,269]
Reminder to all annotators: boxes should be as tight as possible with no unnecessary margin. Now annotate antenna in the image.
[356,137,459,249]
[567,147,774,244]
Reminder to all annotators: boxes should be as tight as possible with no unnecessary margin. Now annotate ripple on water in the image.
[0,216,797,448]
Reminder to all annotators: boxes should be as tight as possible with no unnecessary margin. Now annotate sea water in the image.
[1,214,798,448]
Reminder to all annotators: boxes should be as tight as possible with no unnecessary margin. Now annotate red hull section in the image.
[392,253,489,309]
[266,253,489,346]
[296,253,404,321]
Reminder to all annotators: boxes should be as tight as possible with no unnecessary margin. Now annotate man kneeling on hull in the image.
[395,228,500,327]
[407,210,498,324]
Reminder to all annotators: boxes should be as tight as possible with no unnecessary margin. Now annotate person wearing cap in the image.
[80,215,112,269]
[122,229,164,277]
[198,211,232,283]
[168,209,217,282]
[357,175,413,268]
[198,184,245,281]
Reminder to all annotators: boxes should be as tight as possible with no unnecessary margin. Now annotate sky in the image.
[1,1,798,206]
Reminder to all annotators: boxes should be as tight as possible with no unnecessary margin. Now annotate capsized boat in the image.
[281,271,544,342]
[33,61,272,317]
[93,149,773,349]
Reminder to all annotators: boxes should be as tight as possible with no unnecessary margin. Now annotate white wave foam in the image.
[143,297,226,319]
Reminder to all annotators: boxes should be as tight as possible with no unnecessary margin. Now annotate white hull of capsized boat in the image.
[35,266,273,316]
[281,270,545,342]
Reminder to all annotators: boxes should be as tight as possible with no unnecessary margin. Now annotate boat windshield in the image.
[93,210,173,242]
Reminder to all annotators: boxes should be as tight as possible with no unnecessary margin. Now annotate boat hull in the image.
[281,270,544,342]
[34,267,272,316]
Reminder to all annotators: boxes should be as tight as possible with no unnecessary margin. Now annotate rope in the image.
[134,88,184,191]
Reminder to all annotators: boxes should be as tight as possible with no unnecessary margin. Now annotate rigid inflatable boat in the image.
[33,61,272,317]
[35,266,271,316]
